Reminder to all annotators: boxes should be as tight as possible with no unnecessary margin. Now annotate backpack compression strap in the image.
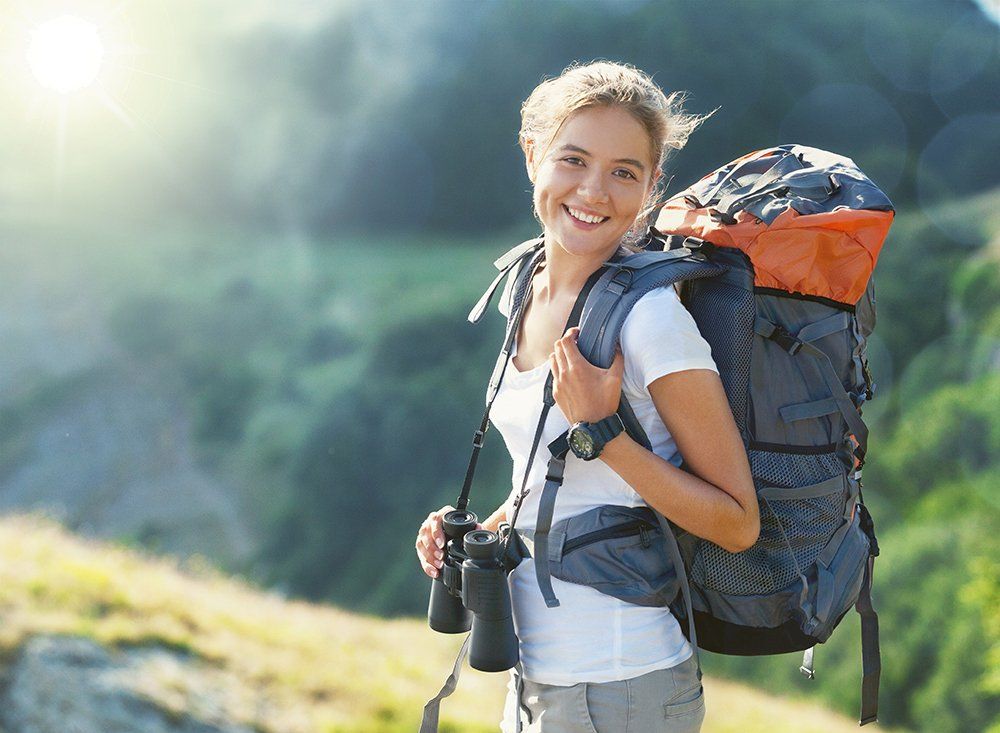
[856,503,881,725]
[753,316,869,462]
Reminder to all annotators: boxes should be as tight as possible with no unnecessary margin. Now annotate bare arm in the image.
[598,369,759,552]
[482,505,508,532]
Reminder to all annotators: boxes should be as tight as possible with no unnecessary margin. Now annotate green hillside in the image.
[0,514,910,733]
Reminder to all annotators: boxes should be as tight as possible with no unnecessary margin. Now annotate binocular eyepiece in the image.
[427,509,519,672]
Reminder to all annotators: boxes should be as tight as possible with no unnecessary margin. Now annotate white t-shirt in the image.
[489,284,719,685]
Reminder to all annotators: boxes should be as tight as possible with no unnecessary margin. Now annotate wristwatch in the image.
[568,414,625,461]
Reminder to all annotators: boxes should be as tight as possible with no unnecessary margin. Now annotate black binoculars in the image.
[426,509,519,672]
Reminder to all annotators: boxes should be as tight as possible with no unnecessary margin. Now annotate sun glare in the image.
[27,15,105,94]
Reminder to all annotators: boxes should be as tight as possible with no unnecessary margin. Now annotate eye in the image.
[561,156,585,166]
[614,168,638,181]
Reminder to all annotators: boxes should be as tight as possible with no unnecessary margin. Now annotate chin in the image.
[555,231,624,258]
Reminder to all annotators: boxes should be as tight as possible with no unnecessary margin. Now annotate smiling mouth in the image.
[563,205,609,226]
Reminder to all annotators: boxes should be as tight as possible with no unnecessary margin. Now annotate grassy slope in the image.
[0,514,907,733]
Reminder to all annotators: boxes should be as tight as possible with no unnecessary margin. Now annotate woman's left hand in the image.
[550,327,625,424]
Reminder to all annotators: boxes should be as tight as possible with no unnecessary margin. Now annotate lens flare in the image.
[27,15,105,94]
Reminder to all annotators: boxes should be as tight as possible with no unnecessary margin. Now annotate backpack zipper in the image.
[561,519,655,556]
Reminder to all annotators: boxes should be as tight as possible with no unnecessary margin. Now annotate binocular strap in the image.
[420,635,531,733]
[420,634,471,733]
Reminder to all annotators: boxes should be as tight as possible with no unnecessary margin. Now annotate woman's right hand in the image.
[416,505,453,579]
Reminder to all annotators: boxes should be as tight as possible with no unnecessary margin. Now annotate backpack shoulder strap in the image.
[575,247,725,369]
[467,236,544,324]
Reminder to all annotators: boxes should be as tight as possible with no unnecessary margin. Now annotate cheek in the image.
[623,182,652,213]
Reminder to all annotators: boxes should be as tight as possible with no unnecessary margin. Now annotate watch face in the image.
[569,427,596,459]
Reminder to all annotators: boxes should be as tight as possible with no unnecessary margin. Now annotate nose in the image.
[577,169,609,205]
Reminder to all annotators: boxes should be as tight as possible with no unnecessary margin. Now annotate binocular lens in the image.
[464,529,499,559]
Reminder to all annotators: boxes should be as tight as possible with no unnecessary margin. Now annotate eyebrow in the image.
[557,144,646,172]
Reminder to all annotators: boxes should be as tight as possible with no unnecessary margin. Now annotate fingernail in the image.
[435,537,444,549]
[431,569,438,578]
[435,550,443,560]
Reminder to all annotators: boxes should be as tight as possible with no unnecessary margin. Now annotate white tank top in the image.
[489,284,718,685]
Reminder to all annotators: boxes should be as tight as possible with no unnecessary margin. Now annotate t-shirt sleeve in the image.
[620,285,718,394]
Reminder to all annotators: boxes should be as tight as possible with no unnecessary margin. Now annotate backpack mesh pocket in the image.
[691,450,847,597]
[757,485,844,592]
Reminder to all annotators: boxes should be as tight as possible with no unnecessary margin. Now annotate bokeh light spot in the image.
[917,113,1000,245]
[778,83,908,193]
[930,10,998,95]
[27,15,105,94]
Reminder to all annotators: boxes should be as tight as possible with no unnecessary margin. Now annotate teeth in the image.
[567,206,608,225]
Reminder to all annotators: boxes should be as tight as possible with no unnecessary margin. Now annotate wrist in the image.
[597,429,629,463]
[482,506,507,532]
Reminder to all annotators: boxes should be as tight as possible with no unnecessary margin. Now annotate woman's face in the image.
[527,105,657,259]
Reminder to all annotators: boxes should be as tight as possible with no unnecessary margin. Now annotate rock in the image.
[0,366,256,567]
[0,636,257,733]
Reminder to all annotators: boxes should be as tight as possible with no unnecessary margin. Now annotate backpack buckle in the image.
[768,324,803,355]
[683,236,714,254]
[606,266,633,295]
[709,208,738,225]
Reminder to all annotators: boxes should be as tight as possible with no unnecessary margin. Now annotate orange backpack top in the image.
[656,145,894,306]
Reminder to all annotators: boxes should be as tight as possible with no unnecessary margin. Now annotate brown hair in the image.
[519,60,711,244]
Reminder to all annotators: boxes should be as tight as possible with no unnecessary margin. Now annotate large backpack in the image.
[572,144,892,725]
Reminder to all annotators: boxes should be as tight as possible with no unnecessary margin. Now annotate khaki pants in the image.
[500,654,705,733]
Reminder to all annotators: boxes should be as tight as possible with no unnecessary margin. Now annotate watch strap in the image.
[592,413,625,443]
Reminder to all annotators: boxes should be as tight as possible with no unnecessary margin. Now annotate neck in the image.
[536,234,619,304]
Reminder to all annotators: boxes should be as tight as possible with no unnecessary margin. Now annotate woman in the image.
[416,61,759,732]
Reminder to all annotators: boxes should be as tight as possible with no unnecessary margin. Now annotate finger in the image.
[554,340,570,373]
[549,350,561,379]
[416,536,444,567]
[561,333,584,365]
[417,529,442,557]
[423,545,444,567]
[422,513,446,550]
[429,517,445,549]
